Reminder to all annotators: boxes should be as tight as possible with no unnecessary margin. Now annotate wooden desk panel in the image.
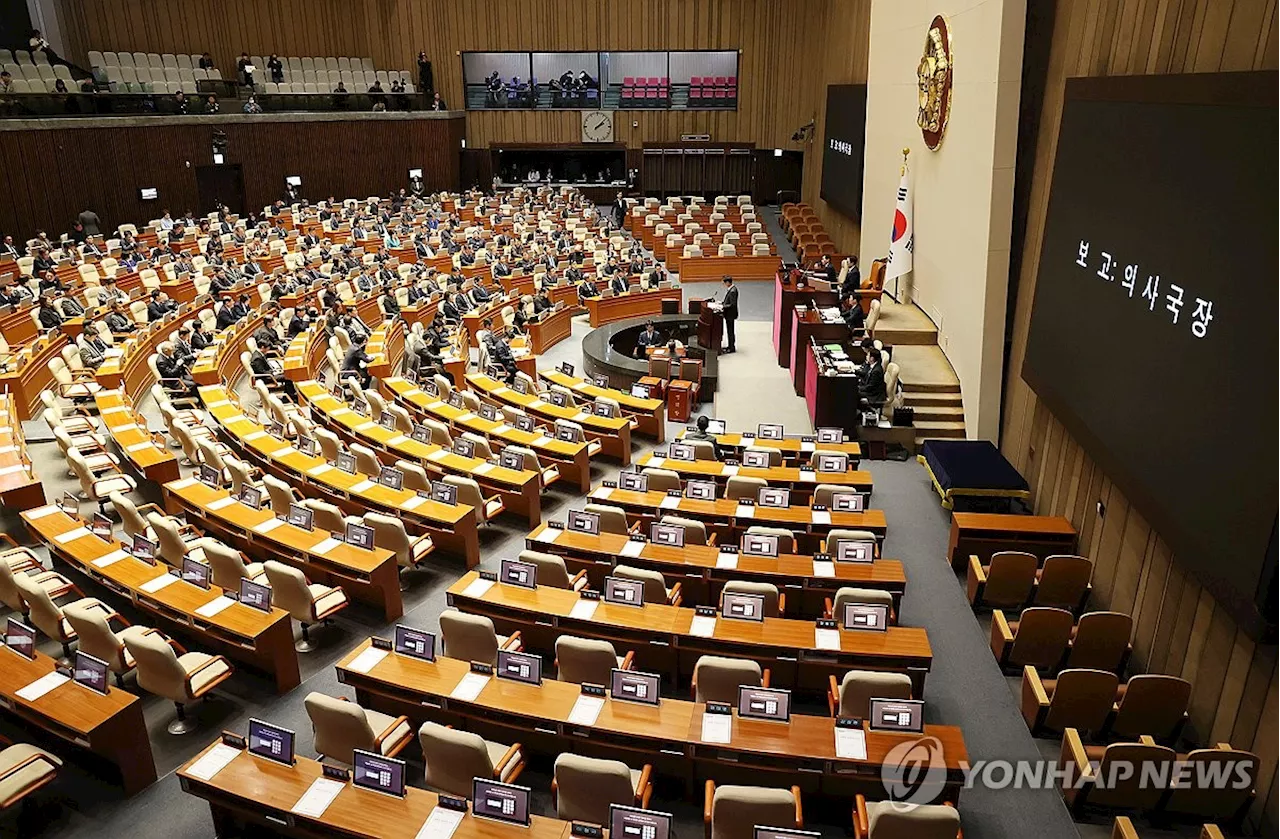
[539,369,666,443]
[0,394,45,511]
[179,743,574,839]
[585,288,682,327]
[163,478,404,620]
[673,254,782,283]
[524,524,905,615]
[0,333,65,421]
[0,646,156,795]
[528,305,575,354]
[948,512,1078,569]
[635,453,873,497]
[94,389,180,485]
[677,430,861,462]
[447,571,932,696]
[22,505,301,693]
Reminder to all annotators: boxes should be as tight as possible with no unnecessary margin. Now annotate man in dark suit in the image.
[105,302,134,335]
[815,253,837,286]
[253,315,283,355]
[146,290,175,322]
[858,349,886,411]
[36,294,63,330]
[613,192,626,226]
[250,346,295,397]
[215,297,239,330]
[719,276,739,353]
[380,284,401,320]
[609,272,629,295]
[59,293,85,319]
[635,321,662,358]
[577,277,601,304]
[841,293,865,332]
[342,334,374,389]
[172,326,195,362]
[79,326,108,369]
[156,342,196,395]
[839,256,862,298]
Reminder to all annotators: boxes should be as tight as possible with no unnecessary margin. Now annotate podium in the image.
[667,380,697,422]
[695,301,724,351]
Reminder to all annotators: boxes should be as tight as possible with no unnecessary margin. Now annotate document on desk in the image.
[492,424,511,434]
[528,399,545,409]
[16,672,69,702]
[427,450,448,462]
[460,577,494,598]
[659,495,681,510]
[734,504,755,519]
[800,470,818,482]
[355,422,377,432]
[126,442,155,453]
[92,549,129,568]
[647,457,665,469]
[243,430,268,442]
[274,445,297,457]
[534,528,561,544]
[349,480,376,493]
[721,465,739,477]
[591,487,613,500]
[346,647,389,674]
[835,726,868,760]
[195,595,236,618]
[531,435,553,447]
[567,694,605,726]
[24,505,59,520]
[186,743,242,781]
[716,551,739,570]
[290,777,346,819]
[387,435,409,446]
[620,540,645,558]
[815,627,843,651]
[308,464,334,477]
[310,537,341,556]
[401,494,427,511]
[253,517,285,534]
[801,441,816,453]
[569,599,598,620]
[140,573,179,594]
[473,463,494,475]
[450,672,490,702]
[415,804,466,839]
[170,478,197,491]
[54,527,91,545]
[812,561,836,578]
[207,496,238,511]
[456,412,476,422]
[700,713,732,744]
[690,615,718,637]
[810,511,831,526]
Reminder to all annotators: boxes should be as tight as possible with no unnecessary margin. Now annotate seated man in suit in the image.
[635,320,662,358]
[482,320,519,385]
[380,284,401,320]
[577,276,601,304]
[253,315,283,355]
[841,292,865,332]
[531,289,553,315]
[231,293,251,321]
[146,290,175,322]
[839,255,862,298]
[609,272,629,295]
[215,296,239,330]
[105,301,135,335]
[171,325,196,362]
[857,348,887,413]
[814,253,838,286]
[156,342,196,395]
[270,274,294,301]
[36,294,63,330]
[341,334,375,389]
[59,291,85,319]
[250,345,296,398]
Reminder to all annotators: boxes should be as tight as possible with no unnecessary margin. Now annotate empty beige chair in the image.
[660,514,709,546]
[745,525,795,554]
[518,550,586,590]
[1065,611,1132,673]
[1033,555,1094,612]
[1020,666,1119,736]
[362,511,434,588]
[721,580,782,618]
[394,459,432,493]
[147,513,211,568]
[828,587,895,625]
[612,565,682,605]
[584,502,631,535]
[555,635,632,686]
[262,474,299,517]
[0,554,76,615]
[202,540,265,591]
[1061,729,1173,816]
[350,442,381,476]
[743,445,781,467]
[461,431,493,460]
[439,608,520,665]
[967,550,1038,610]
[553,753,653,824]
[14,573,110,661]
[991,607,1075,671]
[686,440,717,461]
[263,560,349,652]
[67,448,134,513]
[0,743,62,810]
[225,457,257,498]
[827,669,913,718]
[124,629,234,734]
[504,445,559,488]
[853,797,961,839]
[302,498,357,535]
[303,692,413,765]
[1105,673,1191,742]
[692,655,766,703]
[418,721,525,798]
[314,428,342,461]
[724,475,767,501]
[812,483,855,508]
[641,467,682,493]
[443,474,503,523]
[705,782,802,839]
[824,529,880,558]
[421,418,453,448]
[62,602,155,686]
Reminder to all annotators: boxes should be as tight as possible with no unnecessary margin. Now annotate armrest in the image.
[761,668,771,689]
[570,569,589,591]
[852,794,870,839]
[990,609,1013,664]
[667,581,682,607]
[492,742,524,782]
[1111,818,1140,839]
[184,654,232,696]
[372,714,412,755]
[791,786,802,828]
[777,592,786,615]
[827,674,840,717]
[309,586,347,620]
[703,780,715,839]
[619,650,636,671]
[823,597,834,619]
[707,532,718,547]
[1059,727,1093,791]
[0,750,59,807]
[635,763,653,807]
[966,555,987,605]
[499,630,522,652]
[1199,826,1226,839]
[1139,735,1157,747]
[1020,666,1049,733]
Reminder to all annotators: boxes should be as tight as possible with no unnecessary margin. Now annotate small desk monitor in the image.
[472,779,532,826]
[869,698,925,734]
[286,503,314,530]
[592,401,617,418]
[131,535,157,564]
[335,451,357,474]
[610,805,672,839]
[737,686,792,722]
[650,522,684,547]
[603,576,645,607]
[757,423,784,440]
[478,403,499,422]
[704,419,727,435]
[610,668,660,705]
[296,435,318,456]
[629,383,650,399]
[496,649,543,686]
[567,510,600,535]
[90,513,113,538]
[379,411,397,431]
[431,480,458,505]
[741,533,779,558]
[685,480,716,501]
[721,591,766,622]
[592,375,610,388]
[816,427,843,444]
[452,437,476,458]
[239,578,273,611]
[353,749,407,797]
[411,423,432,444]
[831,492,864,512]
[668,442,695,462]
[248,719,295,765]
[513,415,536,433]
[394,625,436,661]
[559,362,575,377]
[377,465,404,491]
[239,485,263,510]
[835,540,875,564]
[5,618,35,660]
[843,602,890,631]
[499,450,524,471]
[619,472,648,493]
[58,491,79,517]
[555,423,582,443]
[741,450,771,469]
[757,488,790,508]
[754,828,820,839]
[511,377,530,395]
[181,557,210,589]
[73,651,111,695]
[198,464,222,488]
[499,558,537,588]
[345,521,375,551]
[547,390,568,408]
[816,453,849,473]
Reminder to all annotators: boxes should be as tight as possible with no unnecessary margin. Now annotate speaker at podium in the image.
[690,298,723,351]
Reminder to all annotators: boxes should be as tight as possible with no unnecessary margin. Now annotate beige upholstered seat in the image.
[262,474,298,517]
[0,559,76,615]
[724,475,768,501]
[612,565,681,605]
[418,721,525,798]
[14,573,109,660]
[705,782,802,839]
[202,540,266,591]
[301,498,357,535]
[854,798,961,839]
[660,515,709,546]
[745,525,795,554]
[0,743,61,810]
[825,528,879,556]
[303,692,413,764]
[829,669,913,718]
[350,442,381,476]
[692,655,764,703]
[443,474,504,523]
[439,608,519,665]
[263,560,349,652]
[363,511,434,586]
[584,502,630,535]
[555,635,629,686]
[830,587,895,626]
[721,580,782,618]
[124,629,234,734]
[553,753,652,824]
[518,550,585,590]
[62,602,156,684]
[641,467,682,493]
[743,446,781,467]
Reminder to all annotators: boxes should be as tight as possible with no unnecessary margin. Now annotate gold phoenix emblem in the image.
[917,15,953,150]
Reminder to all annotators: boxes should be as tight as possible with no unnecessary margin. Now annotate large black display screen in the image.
[819,84,866,220]
[1024,73,1277,632]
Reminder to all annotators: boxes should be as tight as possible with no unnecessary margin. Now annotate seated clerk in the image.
[250,344,296,398]
[608,271,629,295]
[288,307,315,338]
[156,342,197,395]
[105,302,135,335]
[814,253,837,285]
[857,347,887,410]
[252,315,283,354]
[684,415,723,459]
[341,333,374,389]
[841,292,866,332]
[635,320,662,357]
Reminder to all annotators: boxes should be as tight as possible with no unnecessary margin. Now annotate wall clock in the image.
[581,110,614,143]
[917,14,953,151]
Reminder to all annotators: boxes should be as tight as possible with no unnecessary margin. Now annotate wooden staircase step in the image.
[907,405,965,422]
[901,381,961,394]
[903,392,963,407]
[912,420,967,441]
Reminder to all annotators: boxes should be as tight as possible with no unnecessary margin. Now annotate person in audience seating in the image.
[79,323,108,369]
[368,80,386,109]
[0,280,26,307]
[237,53,255,87]
[577,275,600,304]
[243,95,263,114]
[380,283,401,320]
[0,235,18,258]
[267,54,283,83]
[198,52,216,71]
[430,91,447,110]
[59,290,85,318]
[156,341,196,395]
[147,289,175,321]
[36,293,63,330]
[482,319,519,384]
[253,315,283,354]
[609,270,629,296]
[332,82,350,109]
[172,325,195,362]
[203,94,219,114]
[686,415,723,459]
[105,301,134,334]
[173,90,188,115]
[342,333,374,389]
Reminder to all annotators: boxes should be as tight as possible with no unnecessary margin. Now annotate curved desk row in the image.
[528,304,576,354]
[524,523,905,616]
[162,477,405,620]
[21,504,301,694]
[199,385,482,567]
[634,453,874,496]
[538,369,666,442]
[676,430,862,462]
[0,392,45,511]
[447,571,932,697]
[336,644,967,802]
[95,300,214,399]
[0,332,65,421]
[584,287,683,328]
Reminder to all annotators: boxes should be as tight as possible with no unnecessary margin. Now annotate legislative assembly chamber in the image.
[0,3,1274,839]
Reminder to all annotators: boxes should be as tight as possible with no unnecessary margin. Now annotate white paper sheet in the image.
[734,504,755,519]
[401,495,426,511]
[812,561,836,578]
[310,537,341,555]
[253,518,285,534]
[414,805,465,839]
[815,627,842,651]
[195,595,236,618]
[16,672,69,702]
[568,599,598,620]
[835,727,868,760]
[346,647,389,674]
[700,713,732,744]
[531,436,553,447]
[308,464,334,476]
[721,465,739,477]
[811,511,831,526]
[491,424,510,434]
[647,457,665,469]
[456,412,476,422]
[567,694,605,726]
[801,441,816,453]
[24,505,59,520]
[170,477,197,490]
[620,540,645,558]
[92,549,129,568]
[185,743,241,781]
[659,495,681,510]
[207,496,237,511]
[290,777,346,818]
[140,573,179,593]
[126,442,154,453]
[461,578,494,598]
[690,615,718,637]
[473,463,494,475]
[715,552,738,570]
[449,672,490,701]
[355,422,377,432]
[54,527,91,544]
[243,431,268,442]
[387,435,409,446]
[800,471,817,483]
[349,479,376,493]
[427,450,448,462]
[534,528,560,544]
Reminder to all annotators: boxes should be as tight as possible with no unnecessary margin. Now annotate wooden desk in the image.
[97,301,213,397]
[804,342,863,435]
[585,288,683,328]
[94,389,180,485]
[0,646,156,795]
[337,644,967,801]
[525,524,905,616]
[773,277,838,368]
[297,380,542,527]
[448,571,932,696]
[635,453,873,498]
[468,373,632,466]
[947,512,1078,570]
[163,478,404,620]
[0,393,45,511]
[540,369,666,443]
[384,375,593,493]
[200,385,482,567]
[22,505,301,693]
[179,742,574,839]
[0,333,64,421]
[790,308,850,396]
[672,254,783,283]
[677,430,861,463]
[528,305,575,354]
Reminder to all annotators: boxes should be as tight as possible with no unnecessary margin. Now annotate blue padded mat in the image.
[920,440,1029,493]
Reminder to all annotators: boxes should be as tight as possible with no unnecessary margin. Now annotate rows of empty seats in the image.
[780,203,838,261]
[247,55,413,93]
[88,52,222,94]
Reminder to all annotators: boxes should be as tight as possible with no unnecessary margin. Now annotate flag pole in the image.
[893,147,909,302]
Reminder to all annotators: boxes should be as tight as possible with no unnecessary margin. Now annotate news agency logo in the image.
[880,736,948,804]
[829,138,854,156]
